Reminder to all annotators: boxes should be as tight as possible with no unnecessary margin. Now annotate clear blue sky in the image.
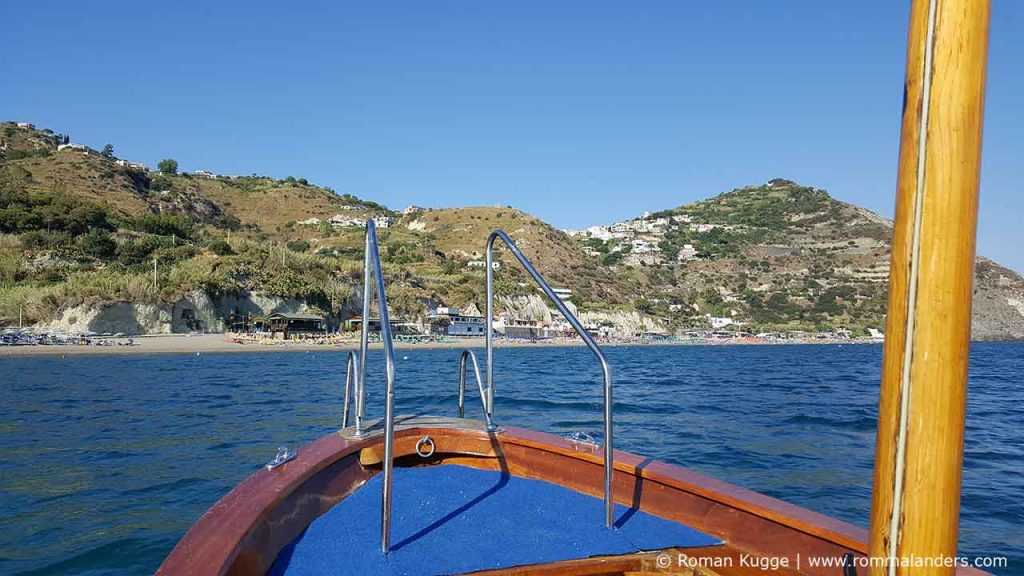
[2,1,1021,271]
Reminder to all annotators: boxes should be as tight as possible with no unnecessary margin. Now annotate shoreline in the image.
[0,333,884,357]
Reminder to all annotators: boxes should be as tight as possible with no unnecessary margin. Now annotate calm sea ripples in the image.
[0,343,1021,574]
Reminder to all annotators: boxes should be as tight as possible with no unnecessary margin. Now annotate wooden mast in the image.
[868,1,990,574]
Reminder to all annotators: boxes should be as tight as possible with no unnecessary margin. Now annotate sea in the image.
[1,343,1021,575]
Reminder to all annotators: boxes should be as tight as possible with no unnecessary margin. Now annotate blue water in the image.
[0,343,1021,575]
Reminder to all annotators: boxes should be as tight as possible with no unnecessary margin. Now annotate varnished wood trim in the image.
[159,423,990,576]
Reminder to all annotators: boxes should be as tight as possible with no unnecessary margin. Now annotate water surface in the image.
[1,343,1021,574]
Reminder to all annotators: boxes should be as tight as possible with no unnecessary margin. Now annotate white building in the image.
[373,215,393,228]
[194,170,217,179]
[297,217,322,226]
[586,226,613,241]
[671,214,693,223]
[690,223,720,233]
[330,214,365,228]
[552,288,572,300]
[16,122,34,129]
[467,260,501,270]
[403,205,427,214]
[609,223,634,239]
[708,316,734,329]
[630,239,661,254]
[57,143,88,152]
[677,244,699,261]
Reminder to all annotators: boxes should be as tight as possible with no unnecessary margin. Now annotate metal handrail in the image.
[341,350,360,428]
[457,349,497,431]
[485,230,614,529]
[352,220,397,554]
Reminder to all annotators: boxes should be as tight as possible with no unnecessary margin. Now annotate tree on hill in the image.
[158,158,178,175]
[101,144,114,158]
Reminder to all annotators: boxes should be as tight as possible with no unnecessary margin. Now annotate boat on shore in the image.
[160,1,993,574]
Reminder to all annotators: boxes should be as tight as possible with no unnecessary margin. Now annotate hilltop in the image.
[1,122,1022,339]
[565,179,1024,339]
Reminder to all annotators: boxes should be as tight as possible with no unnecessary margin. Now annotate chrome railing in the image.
[341,350,360,428]
[346,220,397,554]
[485,230,614,529]
[456,349,497,431]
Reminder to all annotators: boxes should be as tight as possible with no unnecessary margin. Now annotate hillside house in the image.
[630,239,661,254]
[707,316,734,329]
[586,226,614,241]
[677,244,699,261]
[115,159,147,171]
[16,122,34,129]
[671,214,693,223]
[373,215,393,228]
[551,288,572,301]
[57,143,89,153]
[403,205,427,214]
[609,223,633,238]
[330,214,364,228]
[194,170,217,179]
[690,223,720,233]
[466,260,501,270]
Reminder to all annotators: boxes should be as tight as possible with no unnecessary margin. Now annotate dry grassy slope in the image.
[400,206,634,304]
[180,177,384,230]
[4,152,152,216]
[1,124,387,231]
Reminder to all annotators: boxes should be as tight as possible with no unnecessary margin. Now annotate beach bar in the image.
[266,313,326,340]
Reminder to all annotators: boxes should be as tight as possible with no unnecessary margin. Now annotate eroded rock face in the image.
[39,291,322,335]
[498,294,572,323]
[498,293,664,337]
[579,310,664,337]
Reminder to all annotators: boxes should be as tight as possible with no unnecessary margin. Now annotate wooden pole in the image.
[868,1,989,574]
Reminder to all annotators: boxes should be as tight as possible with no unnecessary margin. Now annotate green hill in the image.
[2,122,1022,339]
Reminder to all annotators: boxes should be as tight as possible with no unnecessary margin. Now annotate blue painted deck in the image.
[271,465,721,576]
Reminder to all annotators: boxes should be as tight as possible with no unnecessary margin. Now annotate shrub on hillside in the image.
[286,240,310,253]
[76,229,117,259]
[20,230,71,249]
[207,239,234,256]
[131,214,193,239]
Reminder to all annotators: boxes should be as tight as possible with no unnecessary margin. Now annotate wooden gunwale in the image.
[158,420,988,575]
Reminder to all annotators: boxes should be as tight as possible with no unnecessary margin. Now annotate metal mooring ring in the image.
[415,435,435,458]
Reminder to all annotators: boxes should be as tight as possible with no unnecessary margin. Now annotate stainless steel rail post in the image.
[355,220,397,554]
[457,349,496,431]
[341,350,359,427]
[486,230,614,529]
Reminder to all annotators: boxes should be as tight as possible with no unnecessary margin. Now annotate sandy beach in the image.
[0,333,600,357]
[0,333,875,357]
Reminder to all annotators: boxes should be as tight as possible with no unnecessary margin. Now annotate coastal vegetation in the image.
[1,121,1022,339]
